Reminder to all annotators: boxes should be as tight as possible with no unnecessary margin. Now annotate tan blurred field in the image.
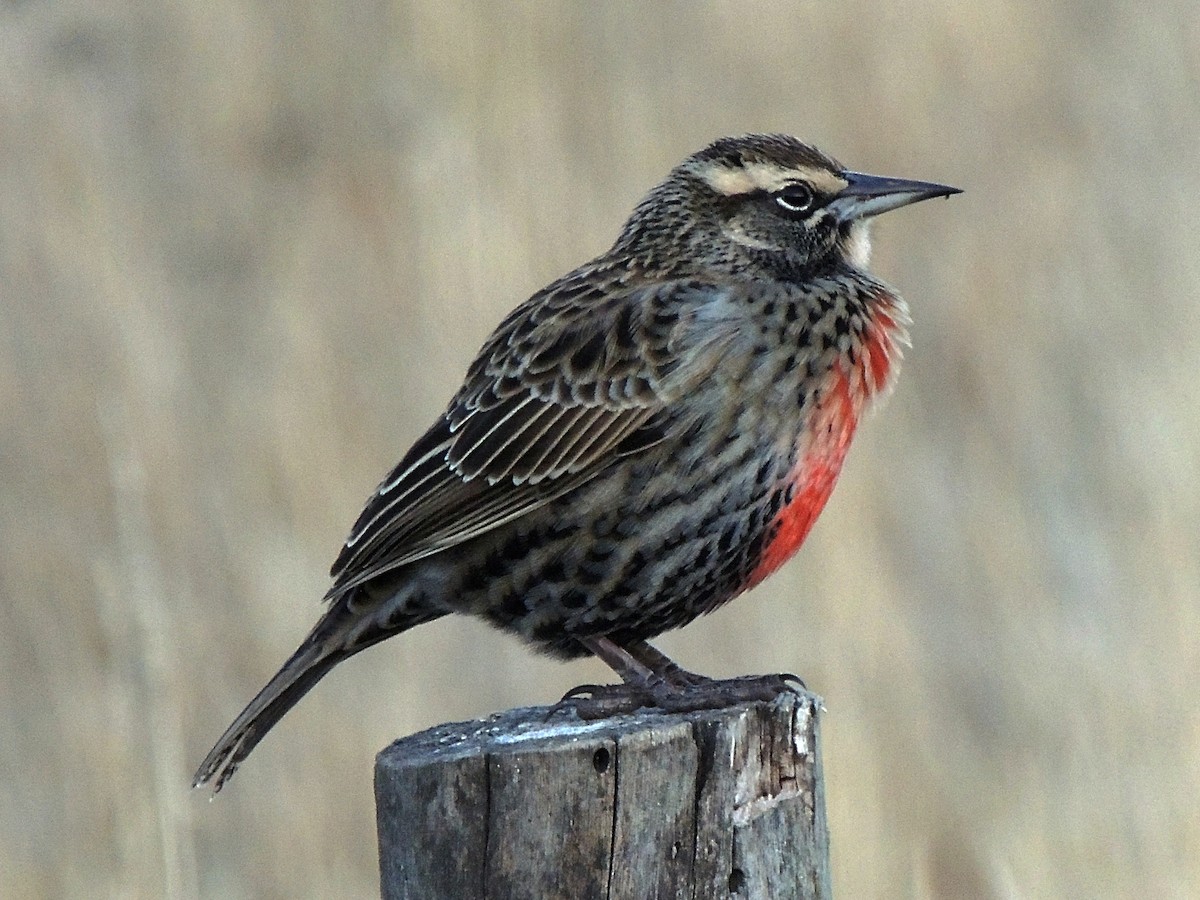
[3,1,1199,897]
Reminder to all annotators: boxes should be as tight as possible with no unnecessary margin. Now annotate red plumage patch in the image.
[864,311,897,394]
[747,367,860,589]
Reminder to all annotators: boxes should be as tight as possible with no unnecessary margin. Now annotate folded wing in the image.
[327,277,739,599]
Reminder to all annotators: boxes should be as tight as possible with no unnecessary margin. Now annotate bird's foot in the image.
[547,682,655,720]
[549,673,807,722]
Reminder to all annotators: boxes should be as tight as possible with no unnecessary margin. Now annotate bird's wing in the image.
[326,276,742,599]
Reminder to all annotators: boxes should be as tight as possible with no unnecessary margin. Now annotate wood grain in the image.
[376,692,830,899]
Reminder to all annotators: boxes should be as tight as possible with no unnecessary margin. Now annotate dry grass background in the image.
[3,1,1199,897]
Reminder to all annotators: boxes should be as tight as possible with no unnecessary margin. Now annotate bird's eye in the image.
[774,183,815,216]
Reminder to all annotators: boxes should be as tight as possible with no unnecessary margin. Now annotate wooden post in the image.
[375,691,830,899]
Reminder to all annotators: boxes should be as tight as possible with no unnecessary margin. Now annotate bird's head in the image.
[616,134,960,280]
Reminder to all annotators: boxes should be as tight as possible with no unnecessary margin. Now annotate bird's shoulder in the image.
[453,264,754,414]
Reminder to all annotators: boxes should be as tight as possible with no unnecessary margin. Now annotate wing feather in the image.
[328,276,741,598]
[453,396,555,481]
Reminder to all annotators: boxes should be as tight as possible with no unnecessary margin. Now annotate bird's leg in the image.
[624,640,713,688]
[550,636,662,720]
[624,639,806,696]
[552,636,806,721]
[580,635,659,685]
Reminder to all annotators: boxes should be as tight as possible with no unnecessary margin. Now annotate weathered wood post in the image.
[375,691,830,899]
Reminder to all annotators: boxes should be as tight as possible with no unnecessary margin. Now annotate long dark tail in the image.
[193,597,441,793]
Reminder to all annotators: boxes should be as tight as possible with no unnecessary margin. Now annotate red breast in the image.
[747,293,907,588]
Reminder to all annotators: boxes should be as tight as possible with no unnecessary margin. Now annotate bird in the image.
[194,134,959,792]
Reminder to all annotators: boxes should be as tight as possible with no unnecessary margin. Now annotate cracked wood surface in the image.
[375,692,830,899]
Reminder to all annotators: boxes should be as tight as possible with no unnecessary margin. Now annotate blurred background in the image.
[3,1,1199,897]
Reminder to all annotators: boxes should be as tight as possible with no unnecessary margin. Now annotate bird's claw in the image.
[546,682,653,721]
[547,673,807,721]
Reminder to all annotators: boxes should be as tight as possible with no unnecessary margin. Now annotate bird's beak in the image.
[828,171,962,222]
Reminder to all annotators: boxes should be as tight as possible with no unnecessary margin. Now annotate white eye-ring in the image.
[774,183,815,215]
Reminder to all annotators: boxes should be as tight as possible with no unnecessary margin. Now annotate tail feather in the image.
[194,599,442,793]
[193,639,341,793]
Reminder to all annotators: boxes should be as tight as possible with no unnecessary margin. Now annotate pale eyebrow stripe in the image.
[700,162,847,196]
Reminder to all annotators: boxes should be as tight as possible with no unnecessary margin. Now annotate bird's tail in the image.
[193,594,439,794]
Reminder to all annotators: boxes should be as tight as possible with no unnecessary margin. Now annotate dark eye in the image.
[774,183,815,215]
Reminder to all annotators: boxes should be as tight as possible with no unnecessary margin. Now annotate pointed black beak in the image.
[828,171,962,222]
